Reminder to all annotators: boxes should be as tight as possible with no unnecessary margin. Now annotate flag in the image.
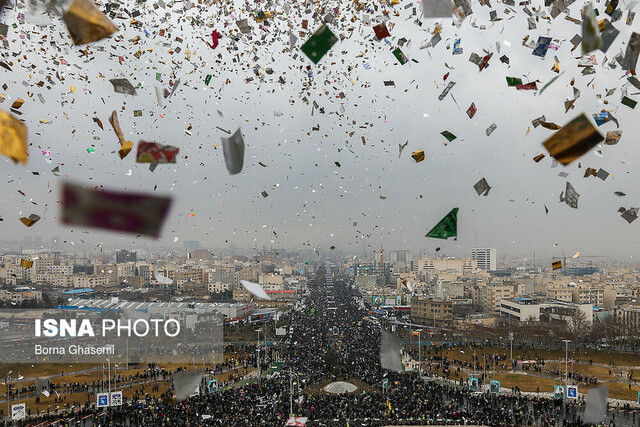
[411,331,420,336]
[20,259,33,269]
[380,331,403,373]
[387,398,392,411]
[426,208,458,240]
[60,182,172,238]
[172,370,204,401]
[552,260,563,270]
[286,417,308,426]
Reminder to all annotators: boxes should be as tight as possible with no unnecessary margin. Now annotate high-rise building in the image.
[116,249,137,264]
[472,248,496,271]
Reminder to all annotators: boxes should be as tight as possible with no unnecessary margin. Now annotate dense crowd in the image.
[6,266,634,426]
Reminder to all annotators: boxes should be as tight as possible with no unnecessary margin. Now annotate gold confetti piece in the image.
[411,150,425,163]
[11,99,24,109]
[0,110,28,165]
[543,113,604,165]
[118,140,133,159]
[62,0,118,45]
[20,214,40,227]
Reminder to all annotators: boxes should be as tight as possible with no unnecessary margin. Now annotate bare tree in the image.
[569,309,590,342]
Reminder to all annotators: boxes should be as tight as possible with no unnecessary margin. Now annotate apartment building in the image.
[410,297,453,326]
[572,285,604,306]
[546,284,573,302]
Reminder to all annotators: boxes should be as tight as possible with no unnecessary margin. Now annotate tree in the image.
[569,308,589,342]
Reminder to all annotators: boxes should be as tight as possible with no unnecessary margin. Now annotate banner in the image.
[11,403,25,420]
[110,391,123,406]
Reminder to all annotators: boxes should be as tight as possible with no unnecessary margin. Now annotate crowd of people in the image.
[7,266,635,426]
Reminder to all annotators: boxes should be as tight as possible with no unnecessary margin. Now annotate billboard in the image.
[490,380,500,394]
[554,385,565,399]
[384,296,398,306]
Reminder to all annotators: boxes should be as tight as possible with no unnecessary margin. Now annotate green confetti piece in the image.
[300,25,338,64]
[622,96,637,109]
[441,130,457,142]
[205,74,212,85]
[392,48,407,65]
[87,147,95,153]
[426,208,459,240]
[506,76,523,86]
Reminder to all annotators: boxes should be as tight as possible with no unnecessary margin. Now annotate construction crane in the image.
[551,253,611,269]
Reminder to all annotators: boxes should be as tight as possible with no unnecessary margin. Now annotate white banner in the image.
[11,403,26,420]
[110,391,123,406]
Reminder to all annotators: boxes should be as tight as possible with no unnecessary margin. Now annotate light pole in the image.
[108,355,111,394]
[473,352,476,380]
[562,339,571,395]
[255,329,262,383]
[483,353,486,390]
[286,369,300,418]
[17,373,21,405]
[493,354,496,381]
[418,329,422,377]
[6,371,12,420]
[509,331,513,368]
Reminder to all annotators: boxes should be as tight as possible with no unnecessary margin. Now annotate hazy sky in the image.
[2,0,640,259]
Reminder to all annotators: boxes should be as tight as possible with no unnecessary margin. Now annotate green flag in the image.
[301,24,338,64]
[426,208,459,240]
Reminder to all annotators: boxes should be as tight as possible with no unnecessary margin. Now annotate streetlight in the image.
[6,370,12,420]
[417,329,423,377]
[562,339,571,396]
[286,369,301,418]
[255,329,262,383]
[509,331,513,368]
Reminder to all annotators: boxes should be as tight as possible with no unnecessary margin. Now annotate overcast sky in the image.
[1,0,640,259]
